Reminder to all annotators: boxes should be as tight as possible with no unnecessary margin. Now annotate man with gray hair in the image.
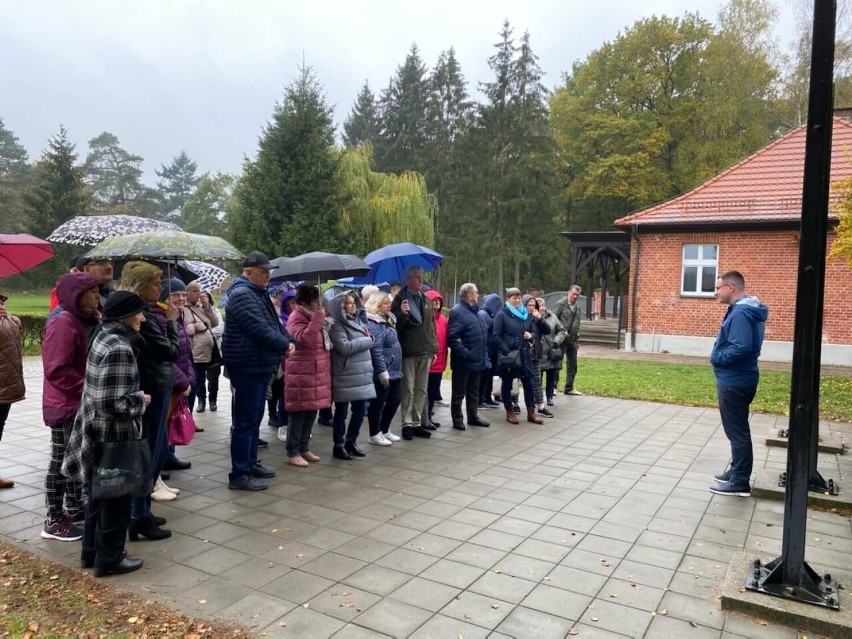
[447,282,490,430]
[391,265,437,440]
[553,285,583,395]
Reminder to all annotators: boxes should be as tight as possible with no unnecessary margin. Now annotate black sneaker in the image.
[709,481,750,497]
[41,516,83,542]
[537,408,554,419]
[402,426,414,441]
[714,469,732,483]
[250,462,276,479]
[64,508,85,525]
[258,438,269,448]
[411,427,432,438]
[228,475,269,491]
[512,403,521,415]
[484,399,501,407]
[423,422,437,431]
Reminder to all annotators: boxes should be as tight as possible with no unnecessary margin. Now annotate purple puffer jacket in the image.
[149,303,194,394]
[41,273,101,426]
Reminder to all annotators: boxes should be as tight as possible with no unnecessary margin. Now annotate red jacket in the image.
[285,305,332,412]
[426,290,447,373]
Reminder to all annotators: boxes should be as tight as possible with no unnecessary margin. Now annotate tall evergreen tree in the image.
[181,171,232,235]
[229,65,342,257]
[156,150,199,221]
[376,43,431,174]
[83,132,160,216]
[0,118,31,232]
[342,82,381,148]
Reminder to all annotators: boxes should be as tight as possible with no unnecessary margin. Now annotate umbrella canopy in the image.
[85,230,243,261]
[183,259,229,291]
[48,214,182,246]
[269,251,371,284]
[339,242,443,285]
[0,233,55,277]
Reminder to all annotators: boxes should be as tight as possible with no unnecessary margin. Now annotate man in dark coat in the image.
[223,252,294,490]
[553,285,582,395]
[447,282,490,430]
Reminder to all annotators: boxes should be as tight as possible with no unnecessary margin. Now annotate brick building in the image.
[612,116,852,365]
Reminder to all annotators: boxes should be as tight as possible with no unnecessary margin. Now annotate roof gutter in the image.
[630,224,640,351]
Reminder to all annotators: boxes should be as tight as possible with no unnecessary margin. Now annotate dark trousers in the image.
[427,372,443,419]
[188,363,208,411]
[131,391,170,520]
[83,492,131,570]
[563,341,578,392]
[368,379,401,436]
[501,373,535,409]
[717,384,757,486]
[543,368,558,401]
[286,410,316,456]
[268,376,284,422]
[0,403,9,437]
[319,406,333,423]
[206,366,221,404]
[45,422,82,520]
[229,373,268,482]
[451,370,481,423]
[333,400,367,446]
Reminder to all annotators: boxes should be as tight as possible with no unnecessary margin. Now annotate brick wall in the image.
[625,230,852,344]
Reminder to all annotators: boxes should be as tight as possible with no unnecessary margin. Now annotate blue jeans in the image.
[229,373,268,481]
[333,400,367,446]
[131,391,170,520]
[717,384,757,486]
[544,369,558,401]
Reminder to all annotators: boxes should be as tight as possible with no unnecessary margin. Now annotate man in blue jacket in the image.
[223,252,294,491]
[709,270,768,497]
[448,282,490,430]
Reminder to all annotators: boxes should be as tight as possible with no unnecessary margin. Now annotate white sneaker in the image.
[160,477,180,495]
[277,426,288,442]
[384,431,401,442]
[151,477,177,501]
[566,389,583,396]
[369,434,392,446]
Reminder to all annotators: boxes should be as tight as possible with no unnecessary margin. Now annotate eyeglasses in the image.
[714,283,732,291]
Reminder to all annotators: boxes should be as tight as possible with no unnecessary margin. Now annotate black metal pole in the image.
[748,0,838,609]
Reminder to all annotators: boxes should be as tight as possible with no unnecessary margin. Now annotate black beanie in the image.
[102,291,147,321]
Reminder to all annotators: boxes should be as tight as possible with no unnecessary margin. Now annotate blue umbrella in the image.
[340,242,443,286]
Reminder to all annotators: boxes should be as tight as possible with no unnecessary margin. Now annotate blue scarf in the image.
[505,302,528,321]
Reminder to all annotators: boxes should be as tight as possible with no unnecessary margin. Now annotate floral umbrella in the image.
[183,259,229,291]
[47,215,182,246]
[85,230,243,261]
[0,233,55,277]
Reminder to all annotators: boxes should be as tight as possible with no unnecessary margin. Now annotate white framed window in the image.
[681,244,718,296]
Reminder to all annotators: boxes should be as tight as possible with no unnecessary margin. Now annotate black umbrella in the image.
[269,251,371,284]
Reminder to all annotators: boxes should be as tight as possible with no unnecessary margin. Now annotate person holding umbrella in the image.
[223,252,294,490]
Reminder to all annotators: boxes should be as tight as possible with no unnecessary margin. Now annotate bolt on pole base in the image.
[777,471,840,496]
[747,558,840,610]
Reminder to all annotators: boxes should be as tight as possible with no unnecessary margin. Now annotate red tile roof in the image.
[614,117,852,227]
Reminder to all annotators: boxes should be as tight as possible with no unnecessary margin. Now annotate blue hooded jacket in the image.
[710,295,769,387]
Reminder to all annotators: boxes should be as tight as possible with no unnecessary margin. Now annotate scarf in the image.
[505,301,529,321]
[301,304,333,351]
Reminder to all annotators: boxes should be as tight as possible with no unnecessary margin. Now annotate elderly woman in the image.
[283,285,329,467]
[538,297,566,409]
[40,272,101,542]
[119,262,179,541]
[62,291,150,577]
[328,291,376,460]
[365,291,403,445]
[0,292,24,489]
[203,291,223,412]
[492,288,549,425]
[522,295,554,419]
[182,280,219,413]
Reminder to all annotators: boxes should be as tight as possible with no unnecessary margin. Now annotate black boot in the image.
[333,445,353,460]
[468,415,490,427]
[196,398,206,413]
[94,557,143,578]
[209,400,218,412]
[128,517,172,541]
[402,426,413,441]
[344,441,366,457]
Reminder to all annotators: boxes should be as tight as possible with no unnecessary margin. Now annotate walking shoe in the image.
[277,426,288,442]
[423,422,437,431]
[41,516,83,542]
[411,426,432,438]
[452,422,466,431]
[268,414,280,428]
[287,455,309,467]
[512,403,521,414]
[477,401,496,410]
[64,508,85,525]
[435,399,450,407]
[196,398,206,413]
[384,431,401,442]
[537,407,555,419]
[333,445,353,460]
[714,469,732,483]
[370,434,392,446]
[151,478,177,501]
[160,478,180,494]
[468,416,490,427]
[344,441,366,457]
[484,398,501,407]
[301,451,321,462]
[565,389,583,396]
[546,398,554,407]
[250,462,276,478]
[258,438,269,448]
[709,481,751,497]
[228,475,268,491]
[0,478,14,489]
[163,457,191,471]
[209,402,218,412]
[401,426,414,441]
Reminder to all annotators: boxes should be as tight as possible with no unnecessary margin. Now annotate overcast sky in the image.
[1,1,801,183]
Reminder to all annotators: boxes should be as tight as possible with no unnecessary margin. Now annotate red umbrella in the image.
[0,233,55,277]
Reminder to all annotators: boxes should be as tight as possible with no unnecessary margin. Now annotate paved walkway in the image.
[1,357,850,638]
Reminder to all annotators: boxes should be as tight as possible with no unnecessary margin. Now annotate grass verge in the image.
[578,359,852,422]
[0,541,250,638]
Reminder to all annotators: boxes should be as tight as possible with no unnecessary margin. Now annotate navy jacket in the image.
[710,295,768,387]
[478,293,503,361]
[492,304,550,378]
[448,300,488,372]
[222,276,291,378]
[368,312,402,381]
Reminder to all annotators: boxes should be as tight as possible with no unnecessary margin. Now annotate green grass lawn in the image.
[3,292,51,316]
[579,358,852,422]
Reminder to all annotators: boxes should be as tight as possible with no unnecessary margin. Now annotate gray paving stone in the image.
[352,598,432,637]
[261,605,346,637]
[409,613,490,638]
[660,591,726,630]
[439,590,513,630]
[306,585,382,622]
[344,564,413,596]
[260,569,336,603]
[522,582,591,620]
[388,576,461,612]
[420,557,487,589]
[374,547,440,575]
[645,615,723,639]
[299,552,368,581]
[215,591,298,632]
[545,564,610,596]
[494,605,575,639]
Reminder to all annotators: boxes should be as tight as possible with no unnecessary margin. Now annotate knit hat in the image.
[159,277,187,302]
[103,291,147,320]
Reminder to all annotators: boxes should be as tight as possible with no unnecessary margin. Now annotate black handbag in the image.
[499,349,522,371]
[208,339,223,368]
[548,346,563,361]
[91,438,152,500]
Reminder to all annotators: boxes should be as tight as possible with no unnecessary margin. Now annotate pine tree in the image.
[0,118,31,232]
[343,82,381,148]
[156,150,200,221]
[230,65,342,257]
[83,132,160,215]
[181,172,232,235]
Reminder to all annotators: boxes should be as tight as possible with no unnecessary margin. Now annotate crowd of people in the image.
[0,250,585,578]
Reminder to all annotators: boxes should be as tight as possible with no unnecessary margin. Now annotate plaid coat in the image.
[62,321,147,486]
